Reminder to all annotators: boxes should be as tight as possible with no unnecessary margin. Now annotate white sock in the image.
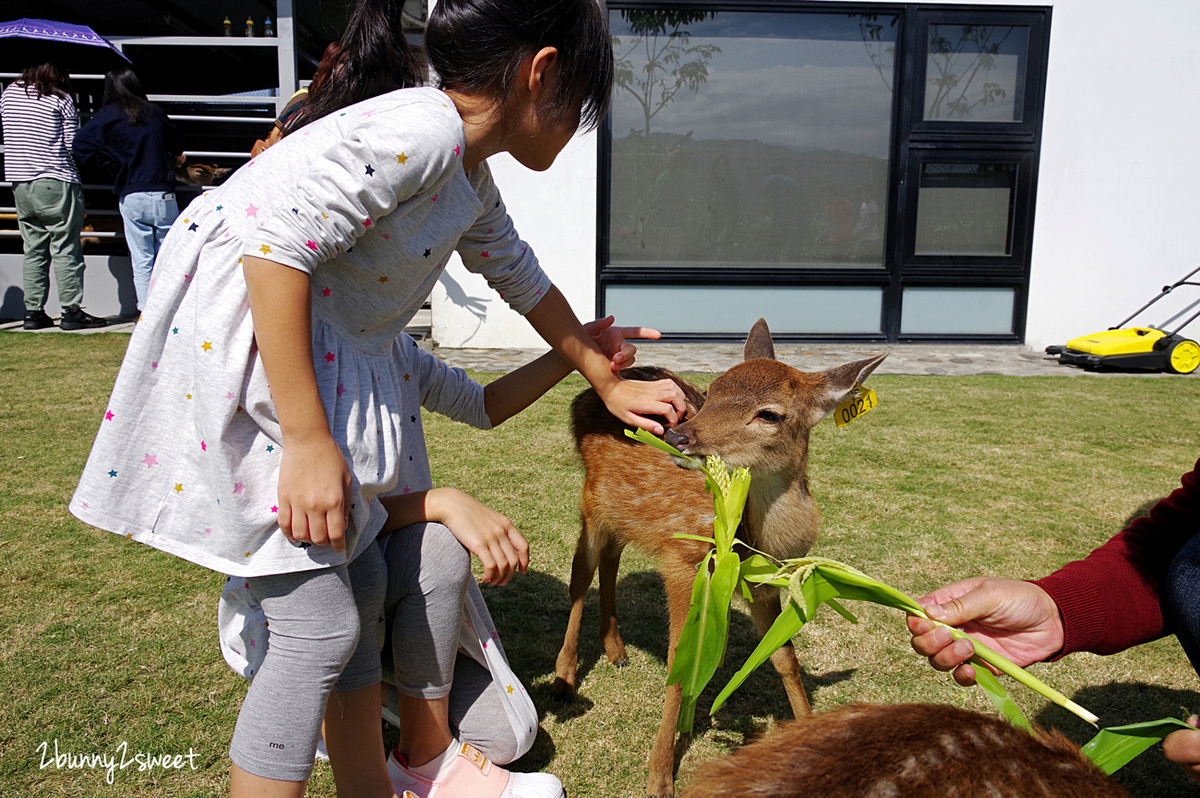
[402,740,461,783]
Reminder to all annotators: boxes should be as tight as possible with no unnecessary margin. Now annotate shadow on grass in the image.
[1034,681,1200,798]
[509,565,855,728]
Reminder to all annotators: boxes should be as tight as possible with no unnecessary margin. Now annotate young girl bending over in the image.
[70,0,685,795]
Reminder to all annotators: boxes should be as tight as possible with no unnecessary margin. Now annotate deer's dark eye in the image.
[755,409,784,424]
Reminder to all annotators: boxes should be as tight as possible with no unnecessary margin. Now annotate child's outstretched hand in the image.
[584,316,661,372]
[426,487,530,586]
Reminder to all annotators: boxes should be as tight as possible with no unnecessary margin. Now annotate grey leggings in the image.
[381,523,520,763]
[230,543,386,782]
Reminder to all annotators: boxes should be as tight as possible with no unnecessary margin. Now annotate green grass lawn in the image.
[3,331,1200,796]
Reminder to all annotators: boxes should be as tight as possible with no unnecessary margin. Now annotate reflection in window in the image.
[608,11,897,270]
[925,25,1027,122]
[915,162,1015,256]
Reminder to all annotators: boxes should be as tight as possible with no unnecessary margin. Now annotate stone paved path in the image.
[2,317,1177,377]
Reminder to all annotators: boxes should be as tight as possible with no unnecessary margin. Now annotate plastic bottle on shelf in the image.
[263,16,274,36]
[223,15,232,36]
[244,16,254,36]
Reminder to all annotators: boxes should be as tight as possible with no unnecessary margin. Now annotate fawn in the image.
[551,318,886,797]
[679,702,1128,797]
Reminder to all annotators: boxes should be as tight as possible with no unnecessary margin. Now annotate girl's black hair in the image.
[285,0,426,134]
[102,66,155,126]
[425,0,614,131]
[19,63,71,100]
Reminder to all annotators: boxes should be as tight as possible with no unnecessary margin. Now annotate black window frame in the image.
[597,1,1051,344]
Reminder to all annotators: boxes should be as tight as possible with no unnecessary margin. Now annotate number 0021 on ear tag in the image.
[835,383,879,428]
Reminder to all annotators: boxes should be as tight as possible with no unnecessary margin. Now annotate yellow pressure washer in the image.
[1045,266,1200,374]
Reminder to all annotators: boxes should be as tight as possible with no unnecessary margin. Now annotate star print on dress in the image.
[202,341,214,351]
[104,410,114,421]
[397,153,408,164]
[378,276,389,283]
[245,203,259,217]
[365,164,375,176]
[321,287,331,297]
[142,454,159,468]
[174,483,184,493]
[188,222,199,232]
[233,482,245,495]
[307,240,319,251]
[363,219,372,227]
[423,248,431,258]
[325,352,336,363]
[259,244,272,255]
[108,470,117,478]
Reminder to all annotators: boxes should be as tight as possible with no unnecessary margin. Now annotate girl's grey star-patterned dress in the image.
[70,86,552,577]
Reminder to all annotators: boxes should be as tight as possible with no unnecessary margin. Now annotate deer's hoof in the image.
[549,676,577,701]
[613,657,629,669]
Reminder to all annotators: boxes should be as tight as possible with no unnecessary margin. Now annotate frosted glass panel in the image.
[925,24,1027,122]
[901,287,1014,334]
[609,10,896,270]
[606,285,882,334]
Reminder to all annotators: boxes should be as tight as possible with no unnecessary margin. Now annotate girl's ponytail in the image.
[285,0,426,134]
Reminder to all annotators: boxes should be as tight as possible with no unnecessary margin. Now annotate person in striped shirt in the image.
[1,62,105,330]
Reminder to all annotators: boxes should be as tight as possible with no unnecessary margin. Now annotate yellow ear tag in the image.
[834,383,878,428]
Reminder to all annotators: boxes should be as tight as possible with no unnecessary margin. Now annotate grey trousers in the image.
[229,544,387,782]
[381,523,521,763]
[13,178,86,311]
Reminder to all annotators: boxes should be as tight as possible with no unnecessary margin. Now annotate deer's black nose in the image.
[664,428,691,449]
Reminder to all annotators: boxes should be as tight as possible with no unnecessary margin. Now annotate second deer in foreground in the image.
[552,318,886,797]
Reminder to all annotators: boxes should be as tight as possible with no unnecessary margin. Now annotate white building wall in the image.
[433,0,1200,350]
[431,131,598,348]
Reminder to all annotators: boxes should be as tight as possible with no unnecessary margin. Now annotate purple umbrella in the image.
[0,18,132,71]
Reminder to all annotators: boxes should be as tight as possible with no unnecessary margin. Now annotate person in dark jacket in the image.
[73,67,185,311]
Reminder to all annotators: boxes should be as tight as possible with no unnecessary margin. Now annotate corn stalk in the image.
[624,428,1192,773]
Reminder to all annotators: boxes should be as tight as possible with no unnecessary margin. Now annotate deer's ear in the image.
[744,318,775,362]
[810,353,889,421]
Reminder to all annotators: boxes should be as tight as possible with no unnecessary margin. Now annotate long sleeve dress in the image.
[70,86,552,577]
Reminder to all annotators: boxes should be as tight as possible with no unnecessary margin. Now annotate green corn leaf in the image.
[972,661,1032,732]
[825,597,858,624]
[624,427,700,465]
[668,551,715,689]
[714,465,750,552]
[1081,717,1194,775]
[672,533,718,545]
[710,598,806,714]
[740,554,785,586]
[668,551,742,733]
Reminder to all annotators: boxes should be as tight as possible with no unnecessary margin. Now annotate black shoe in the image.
[23,310,55,330]
[59,308,108,331]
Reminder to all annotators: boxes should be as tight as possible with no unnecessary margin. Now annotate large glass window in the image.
[607,10,897,270]
[600,4,1049,343]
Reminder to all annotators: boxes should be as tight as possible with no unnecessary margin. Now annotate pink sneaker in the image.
[387,743,565,798]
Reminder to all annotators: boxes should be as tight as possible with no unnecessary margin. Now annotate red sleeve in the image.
[1033,459,1200,657]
